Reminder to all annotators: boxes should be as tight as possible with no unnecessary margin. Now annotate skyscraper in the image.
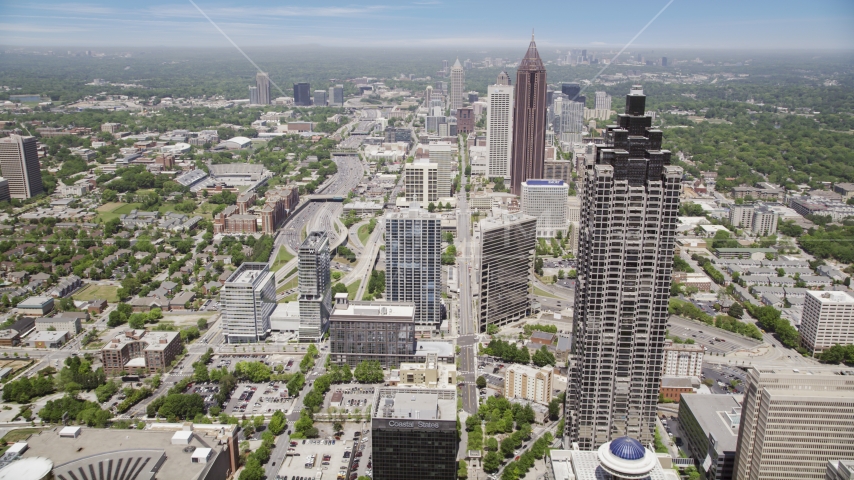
[510,34,547,195]
[477,212,536,332]
[449,58,464,112]
[561,82,581,101]
[404,160,439,205]
[521,179,568,238]
[293,82,311,106]
[385,206,441,332]
[248,86,259,105]
[496,70,510,86]
[487,84,514,179]
[256,72,271,105]
[0,135,43,199]
[332,84,344,105]
[567,86,682,449]
[734,367,854,480]
[314,90,327,106]
[424,85,433,110]
[298,231,332,342]
[429,144,452,198]
[221,263,276,343]
[595,91,612,111]
[661,57,668,67]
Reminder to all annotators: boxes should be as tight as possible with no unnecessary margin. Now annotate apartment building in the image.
[505,364,554,405]
[385,207,441,332]
[799,290,854,356]
[220,263,276,343]
[733,367,854,480]
[100,329,182,375]
[662,339,704,377]
[404,160,439,205]
[486,84,514,179]
[298,231,332,342]
[428,144,453,198]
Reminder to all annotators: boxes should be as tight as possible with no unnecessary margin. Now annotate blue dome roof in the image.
[609,437,646,461]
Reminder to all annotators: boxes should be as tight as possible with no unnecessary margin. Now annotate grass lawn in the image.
[279,293,298,303]
[533,286,560,299]
[0,428,44,454]
[95,202,142,222]
[271,247,295,273]
[276,276,298,294]
[346,280,361,300]
[357,224,371,245]
[74,284,120,303]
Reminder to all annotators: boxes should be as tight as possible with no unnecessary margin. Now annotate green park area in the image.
[74,284,120,303]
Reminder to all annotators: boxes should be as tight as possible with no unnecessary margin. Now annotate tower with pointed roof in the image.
[496,70,510,86]
[510,33,547,196]
[449,58,465,113]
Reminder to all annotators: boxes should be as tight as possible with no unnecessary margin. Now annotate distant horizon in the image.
[1,0,852,50]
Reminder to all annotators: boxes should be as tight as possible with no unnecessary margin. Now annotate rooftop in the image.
[680,394,743,453]
[373,387,456,421]
[331,301,415,320]
[806,290,854,304]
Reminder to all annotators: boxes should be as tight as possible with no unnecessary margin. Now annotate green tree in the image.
[476,376,487,389]
[728,302,744,319]
[353,360,384,383]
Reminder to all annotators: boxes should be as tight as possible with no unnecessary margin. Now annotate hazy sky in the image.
[2,0,853,50]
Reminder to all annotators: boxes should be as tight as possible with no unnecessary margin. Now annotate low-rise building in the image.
[35,314,82,334]
[27,330,69,348]
[663,339,704,377]
[389,352,456,388]
[329,298,416,368]
[100,329,182,374]
[17,296,54,315]
[660,376,695,402]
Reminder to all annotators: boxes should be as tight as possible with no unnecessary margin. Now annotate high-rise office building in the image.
[510,34,547,195]
[404,160,439,205]
[298,231,332,342]
[221,263,276,343]
[477,212,536,332]
[543,159,572,184]
[314,90,327,106]
[0,135,43,199]
[442,59,449,75]
[567,85,682,449]
[248,86,259,105]
[733,367,854,480]
[449,58,464,112]
[467,91,479,103]
[429,144,453,198]
[678,395,741,480]
[424,85,433,110]
[487,84,514,180]
[293,82,311,106]
[371,387,457,480]
[661,57,668,67]
[561,82,581,101]
[799,290,854,356]
[521,179,569,238]
[329,296,417,368]
[496,70,510,86]
[457,107,474,134]
[256,72,271,105]
[562,100,584,137]
[595,91,612,111]
[332,84,344,105]
[385,207,442,332]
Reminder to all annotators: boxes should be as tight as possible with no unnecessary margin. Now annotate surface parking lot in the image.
[325,386,376,415]
[225,382,294,415]
[191,383,221,409]
[276,424,371,480]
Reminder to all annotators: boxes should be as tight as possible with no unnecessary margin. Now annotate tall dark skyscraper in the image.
[561,82,581,100]
[0,135,43,199]
[293,82,311,106]
[566,85,683,450]
[510,34,547,196]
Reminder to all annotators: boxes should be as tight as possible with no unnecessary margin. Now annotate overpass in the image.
[307,194,345,202]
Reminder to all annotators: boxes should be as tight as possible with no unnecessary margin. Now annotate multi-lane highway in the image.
[455,147,480,415]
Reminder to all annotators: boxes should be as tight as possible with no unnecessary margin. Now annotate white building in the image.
[521,179,568,238]
[449,59,464,112]
[486,85,514,179]
[298,232,332,342]
[729,203,779,236]
[595,91,612,111]
[221,263,276,343]
[428,144,453,198]
[799,290,854,356]
[404,160,439,205]
[662,339,704,377]
[550,438,679,480]
[505,364,553,405]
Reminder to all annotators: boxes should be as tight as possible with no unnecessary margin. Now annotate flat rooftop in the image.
[300,231,328,250]
[373,387,456,421]
[806,290,854,304]
[479,212,535,231]
[331,301,415,320]
[680,394,742,453]
[21,427,217,480]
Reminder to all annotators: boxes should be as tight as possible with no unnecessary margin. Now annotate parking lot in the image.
[325,386,376,416]
[191,382,221,410]
[276,423,372,480]
[225,382,294,415]
[667,315,761,355]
